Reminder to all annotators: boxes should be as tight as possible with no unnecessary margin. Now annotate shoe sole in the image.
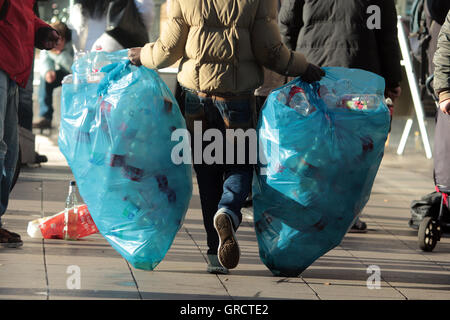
[0,241,23,248]
[348,229,368,234]
[207,265,229,275]
[214,213,240,270]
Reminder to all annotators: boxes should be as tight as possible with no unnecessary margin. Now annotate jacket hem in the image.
[439,90,450,104]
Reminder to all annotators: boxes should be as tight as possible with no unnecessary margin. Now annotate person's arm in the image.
[39,50,55,78]
[57,45,74,74]
[34,16,60,50]
[138,0,188,69]
[374,0,402,89]
[278,0,303,50]
[251,0,314,78]
[433,12,450,114]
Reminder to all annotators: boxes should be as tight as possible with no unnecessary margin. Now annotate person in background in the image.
[0,0,60,247]
[33,21,74,130]
[279,0,403,233]
[425,1,450,76]
[433,10,450,114]
[432,11,450,196]
[68,0,154,53]
[254,0,286,114]
[244,0,286,209]
[18,0,48,164]
[128,0,324,274]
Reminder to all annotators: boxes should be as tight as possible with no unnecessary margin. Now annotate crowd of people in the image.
[0,0,449,275]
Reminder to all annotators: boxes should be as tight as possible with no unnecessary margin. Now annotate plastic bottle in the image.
[72,51,89,84]
[122,140,146,182]
[92,46,110,71]
[287,86,315,116]
[339,94,380,110]
[88,45,110,83]
[277,91,289,105]
[322,93,339,109]
[290,94,315,116]
[63,181,79,240]
[334,79,352,95]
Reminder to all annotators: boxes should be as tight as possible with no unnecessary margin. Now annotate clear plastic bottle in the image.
[91,45,110,72]
[339,94,380,110]
[277,91,289,105]
[73,51,88,84]
[322,93,339,109]
[63,181,79,240]
[88,46,110,83]
[289,93,315,116]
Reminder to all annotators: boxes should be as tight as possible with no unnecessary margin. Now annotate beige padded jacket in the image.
[140,0,309,94]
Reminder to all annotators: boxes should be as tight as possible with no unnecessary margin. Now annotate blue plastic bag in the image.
[59,50,192,270]
[253,67,390,276]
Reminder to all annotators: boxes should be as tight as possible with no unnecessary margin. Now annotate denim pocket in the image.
[184,92,206,133]
[185,93,204,116]
[219,100,253,130]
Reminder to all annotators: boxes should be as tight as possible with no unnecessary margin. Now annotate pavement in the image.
[0,84,449,302]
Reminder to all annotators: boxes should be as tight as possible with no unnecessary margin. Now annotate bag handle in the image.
[97,59,132,96]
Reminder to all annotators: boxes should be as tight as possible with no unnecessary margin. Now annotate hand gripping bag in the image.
[59,50,192,270]
[253,67,390,276]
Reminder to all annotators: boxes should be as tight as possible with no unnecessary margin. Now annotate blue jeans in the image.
[38,69,69,121]
[18,60,34,131]
[0,70,20,227]
[184,89,255,255]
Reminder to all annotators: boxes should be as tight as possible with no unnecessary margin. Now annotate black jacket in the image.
[279,0,402,88]
[427,0,450,26]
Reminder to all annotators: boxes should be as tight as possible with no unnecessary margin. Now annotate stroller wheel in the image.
[418,217,438,252]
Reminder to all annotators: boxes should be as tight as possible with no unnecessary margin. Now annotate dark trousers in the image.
[0,70,19,226]
[38,69,69,121]
[184,89,255,254]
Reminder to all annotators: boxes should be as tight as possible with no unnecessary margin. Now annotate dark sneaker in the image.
[214,212,240,270]
[0,228,23,248]
[35,153,48,164]
[243,193,253,208]
[32,118,52,130]
[349,218,368,233]
[206,254,229,275]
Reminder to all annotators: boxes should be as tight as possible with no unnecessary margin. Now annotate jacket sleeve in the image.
[251,0,308,76]
[433,11,450,103]
[34,15,51,32]
[278,0,303,51]
[426,0,450,25]
[374,0,402,89]
[140,0,188,69]
[0,0,8,20]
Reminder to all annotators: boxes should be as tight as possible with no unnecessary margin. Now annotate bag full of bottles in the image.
[59,50,193,270]
[253,67,390,276]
